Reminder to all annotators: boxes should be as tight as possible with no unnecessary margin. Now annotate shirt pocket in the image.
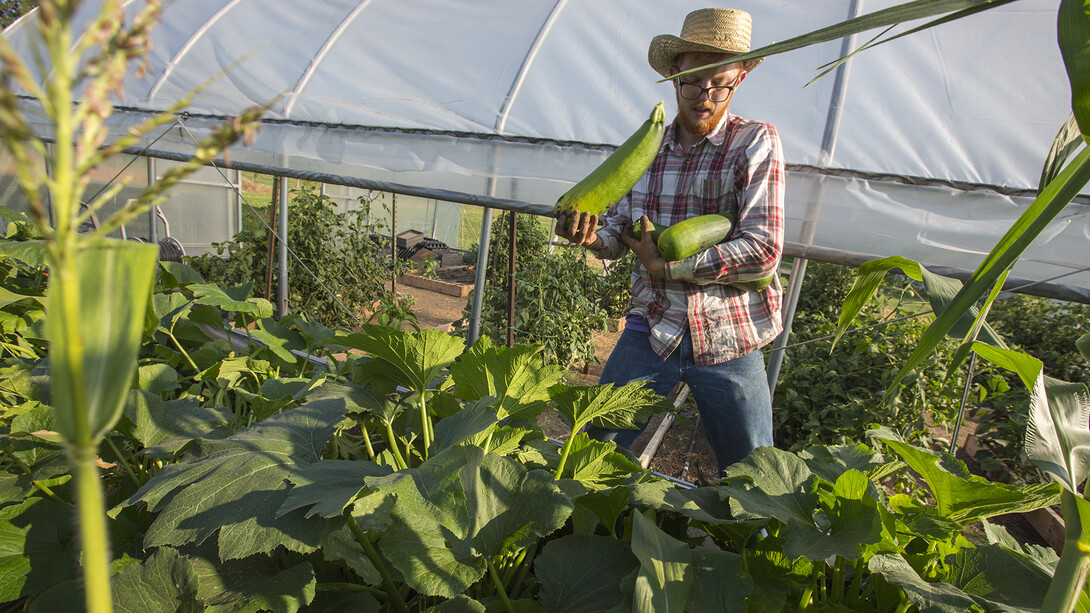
[686,173,737,215]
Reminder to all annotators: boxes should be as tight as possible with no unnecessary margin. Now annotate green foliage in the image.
[773,262,968,450]
[187,184,391,330]
[0,0,36,29]
[454,213,608,368]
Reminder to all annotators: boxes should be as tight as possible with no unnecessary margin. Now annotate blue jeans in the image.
[586,327,773,476]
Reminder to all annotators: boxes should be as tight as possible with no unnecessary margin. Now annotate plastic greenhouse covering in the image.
[1,0,1088,299]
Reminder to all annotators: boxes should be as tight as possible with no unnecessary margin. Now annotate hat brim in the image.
[648,34,764,78]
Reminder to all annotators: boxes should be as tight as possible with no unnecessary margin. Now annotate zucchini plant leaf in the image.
[190,281,274,317]
[552,382,672,433]
[343,325,464,392]
[868,553,980,613]
[1077,331,1090,363]
[877,436,1063,523]
[943,545,1051,613]
[111,547,201,613]
[190,555,316,613]
[798,442,899,483]
[630,480,732,525]
[722,447,883,561]
[535,534,638,613]
[136,363,181,396]
[248,317,306,364]
[112,398,349,561]
[0,239,47,268]
[157,261,206,289]
[685,548,751,613]
[278,459,392,519]
[558,434,644,487]
[429,396,500,454]
[0,496,80,602]
[630,510,692,613]
[450,336,565,420]
[47,239,158,441]
[122,390,232,460]
[367,445,573,598]
[972,343,1090,493]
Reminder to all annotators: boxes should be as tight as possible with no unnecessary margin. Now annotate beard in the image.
[677,100,730,140]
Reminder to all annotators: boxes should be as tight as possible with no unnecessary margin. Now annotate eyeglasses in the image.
[677,79,739,102]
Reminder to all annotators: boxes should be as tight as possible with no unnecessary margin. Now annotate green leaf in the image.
[123,390,232,460]
[450,336,564,420]
[111,547,201,613]
[944,544,1051,612]
[629,480,731,526]
[429,595,487,612]
[430,397,500,455]
[685,548,751,613]
[319,523,383,585]
[190,281,273,316]
[630,510,691,613]
[559,434,644,487]
[551,382,671,433]
[342,325,465,392]
[575,486,632,536]
[1077,331,1090,363]
[136,363,181,396]
[113,398,348,560]
[368,446,573,598]
[868,553,980,613]
[0,497,80,602]
[885,147,1090,401]
[672,0,1012,81]
[157,261,206,289]
[1041,114,1085,189]
[799,443,899,483]
[535,534,639,613]
[1060,0,1090,140]
[278,459,392,518]
[972,343,1090,493]
[48,239,159,440]
[0,239,47,268]
[249,318,306,363]
[191,555,316,613]
[878,435,1063,523]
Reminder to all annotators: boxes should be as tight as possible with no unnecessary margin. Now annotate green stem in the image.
[315,582,388,598]
[1041,489,1090,613]
[554,433,577,479]
[831,557,845,603]
[419,390,431,459]
[486,556,516,613]
[510,543,538,600]
[798,573,815,611]
[383,421,408,470]
[166,327,200,373]
[74,445,115,613]
[346,516,409,613]
[105,436,141,487]
[847,557,865,609]
[360,423,376,461]
[894,599,911,613]
[32,480,71,506]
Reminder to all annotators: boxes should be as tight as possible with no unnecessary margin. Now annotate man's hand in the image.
[622,215,667,278]
[555,211,600,247]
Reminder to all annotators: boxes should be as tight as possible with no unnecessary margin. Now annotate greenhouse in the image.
[1,0,1090,611]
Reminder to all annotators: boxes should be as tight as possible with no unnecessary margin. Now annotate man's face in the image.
[671,54,746,139]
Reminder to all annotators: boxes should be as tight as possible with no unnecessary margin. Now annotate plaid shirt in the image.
[590,113,785,365]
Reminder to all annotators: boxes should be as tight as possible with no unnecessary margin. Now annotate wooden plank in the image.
[638,383,691,468]
[398,273,473,297]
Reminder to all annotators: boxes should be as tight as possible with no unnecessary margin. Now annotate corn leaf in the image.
[1041,114,1084,189]
[1061,0,1090,140]
[47,240,158,441]
[1077,331,1090,362]
[883,147,1090,402]
[111,398,348,560]
[671,0,1016,80]
[973,343,1090,493]
[535,534,638,613]
[877,435,1063,523]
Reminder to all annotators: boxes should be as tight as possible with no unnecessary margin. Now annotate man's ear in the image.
[667,64,679,78]
[735,70,748,86]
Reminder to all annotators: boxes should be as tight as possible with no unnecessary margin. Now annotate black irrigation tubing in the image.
[175,119,364,326]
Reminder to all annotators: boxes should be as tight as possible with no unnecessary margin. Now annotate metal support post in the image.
[278,176,289,317]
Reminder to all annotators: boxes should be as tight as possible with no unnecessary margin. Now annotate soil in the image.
[394,266,1053,550]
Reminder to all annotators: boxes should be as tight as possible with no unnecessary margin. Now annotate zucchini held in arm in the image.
[632,213,775,292]
[554,102,666,217]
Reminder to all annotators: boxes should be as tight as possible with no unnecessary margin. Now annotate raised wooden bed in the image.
[398,273,473,298]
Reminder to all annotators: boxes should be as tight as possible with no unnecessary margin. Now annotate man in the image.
[556,7,785,476]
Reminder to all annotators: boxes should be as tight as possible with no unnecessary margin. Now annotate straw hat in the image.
[648,8,763,78]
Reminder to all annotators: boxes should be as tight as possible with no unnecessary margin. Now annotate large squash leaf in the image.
[535,534,638,613]
[111,398,348,560]
[367,445,573,598]
[551,382,672,433]
[111,547,201,613]
[342,325,464,392]
[450,336,564,420]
